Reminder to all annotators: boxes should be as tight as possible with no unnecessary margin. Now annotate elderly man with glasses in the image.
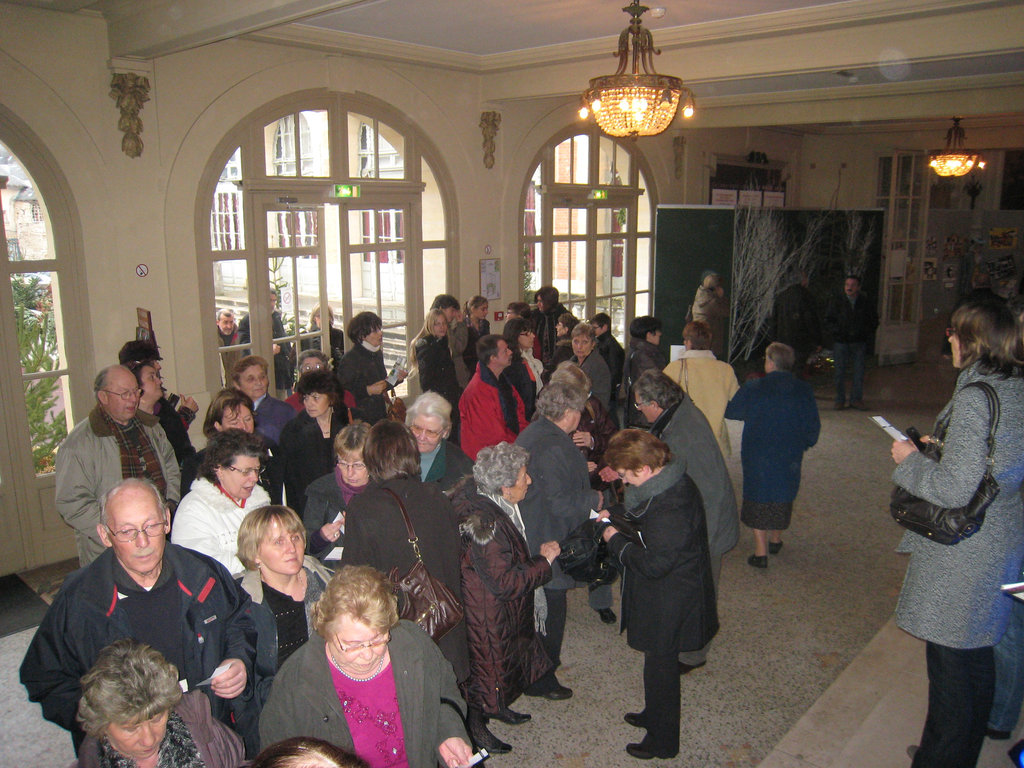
[56,364,181,565]
[21,478,259,756]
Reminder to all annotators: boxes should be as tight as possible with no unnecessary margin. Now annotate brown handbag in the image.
[382,488,464,641]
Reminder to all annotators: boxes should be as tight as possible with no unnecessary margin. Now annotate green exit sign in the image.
[332,184,361,198]
[589,188,608,200]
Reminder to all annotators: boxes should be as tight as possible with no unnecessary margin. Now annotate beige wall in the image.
[2,2,1023,421]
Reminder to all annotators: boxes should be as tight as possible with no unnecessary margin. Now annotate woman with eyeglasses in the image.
[303,421,371,561]
[172,429,270,574]
[501,317,542,421]
[259,565,474,768]
[278,370,348,518]
[237,505,333,707]
[406,392,472,493]
[127,358,198,467]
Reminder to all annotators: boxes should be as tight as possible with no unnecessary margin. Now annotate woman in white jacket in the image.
[172,429,270,574]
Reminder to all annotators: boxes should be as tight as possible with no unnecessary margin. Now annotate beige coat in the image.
[664,351,739,457]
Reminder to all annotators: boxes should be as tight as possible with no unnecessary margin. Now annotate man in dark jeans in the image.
[825,275,878,410]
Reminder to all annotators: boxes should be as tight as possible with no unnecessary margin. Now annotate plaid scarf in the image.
[96,406,168,498]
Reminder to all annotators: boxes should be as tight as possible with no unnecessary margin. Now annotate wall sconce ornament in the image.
[480,111,501,169]
[110,72,150,159]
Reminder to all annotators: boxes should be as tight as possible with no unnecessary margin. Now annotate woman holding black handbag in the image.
[889,297,1024,768]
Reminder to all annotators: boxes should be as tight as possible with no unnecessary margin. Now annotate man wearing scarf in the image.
[56,364,180,565]
[459,334,527,460]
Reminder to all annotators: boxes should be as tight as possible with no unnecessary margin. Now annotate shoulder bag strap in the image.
[964,382,1000,463]
[382,487,424,564]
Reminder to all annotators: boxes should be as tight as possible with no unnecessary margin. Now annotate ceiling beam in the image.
[101,0,369,59]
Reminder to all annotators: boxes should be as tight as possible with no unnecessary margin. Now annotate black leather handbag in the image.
[890,381,999,545]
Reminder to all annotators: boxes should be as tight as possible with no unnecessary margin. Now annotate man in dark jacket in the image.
[824,275,878,410]
[770,271,822,376]
[590,312,625,416]
[20,478,259,755]
[533,286,567,365]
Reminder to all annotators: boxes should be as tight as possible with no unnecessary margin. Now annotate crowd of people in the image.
[20,277,1024,768]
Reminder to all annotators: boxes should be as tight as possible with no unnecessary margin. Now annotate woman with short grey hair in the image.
[74,638,244,768]
[533,380,587,422]
[450,443,560,754]
[406,392,473,492]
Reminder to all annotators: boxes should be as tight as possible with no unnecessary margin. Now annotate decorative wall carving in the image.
[110,73,150,158]
[479,111,501,169]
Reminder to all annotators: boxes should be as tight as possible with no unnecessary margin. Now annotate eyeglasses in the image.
[945,327,957,339]
[105,521,166,542]
[335,631,390,654]
[101,388,142,400]
[410,424,444,440]
[337,460,366,471]
[222,465,263,478]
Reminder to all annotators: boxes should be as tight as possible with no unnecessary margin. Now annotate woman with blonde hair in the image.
[462,295,491,376]
[259,566,473,768]
[73,638,244,768]
[237,505,333,706]
[410,308,462,439]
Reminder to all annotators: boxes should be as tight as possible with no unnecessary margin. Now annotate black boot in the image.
[468,706,512,754]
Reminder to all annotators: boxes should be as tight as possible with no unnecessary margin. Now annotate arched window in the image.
[521,129,655,343]
[198,94,453,394]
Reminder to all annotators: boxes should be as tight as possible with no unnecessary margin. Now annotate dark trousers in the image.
[911,641,994,768]
[641,651,681,756]
[540,587,567,668]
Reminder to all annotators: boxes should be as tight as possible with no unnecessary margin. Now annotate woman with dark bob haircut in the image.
[180,388,257,497]
[171,429,270,574]
[342,421,470,686]
[278,369,347,517]
[600,429,718,760]
[625,315,666,426]
[337,311,407,424]
[889,297,1024,768]
[74,638,244,768]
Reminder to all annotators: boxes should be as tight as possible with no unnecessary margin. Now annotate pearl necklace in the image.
[329,649,386,682]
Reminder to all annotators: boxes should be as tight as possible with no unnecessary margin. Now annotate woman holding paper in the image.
[889,297,1024,768]
[236,505,333,707]
[302,421,371,561]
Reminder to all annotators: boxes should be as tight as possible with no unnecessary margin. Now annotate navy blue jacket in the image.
[20,544,258,752]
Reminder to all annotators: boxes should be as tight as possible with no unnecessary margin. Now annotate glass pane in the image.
[637,173,651,232]
[211,148,244,251]
[267,209,318,248]
[553,138,573,184]
[348,208,404,246]
[635,291,650,317]
[12,272,66,373]
[293,255,321,335]
[422,159,446,241]
[299,110,330,177]
[552,240,585,310]
[523,242,542,298]
[636,237,651,292]
[212,260,248,384]
[552,208,587,237]
[897,154,914,196]
[596,207,628,235]
[25,375,70,475]
[378,121,405,179]
[422,248,447,311]
[572,135,590,184]
[382,325,407,373]
[598,136,630,185]
[1,141,52,261]
[268,257,300,343]
[523,165,542,237]
[597,238,626,295]
[349,113,375,178]
[379,250,406,321]
[265,114,297,176]
[349,251,377,316]
[594,297,627,346]
[877,156,892,198]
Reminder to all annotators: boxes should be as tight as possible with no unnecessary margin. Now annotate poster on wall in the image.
[738,190,763,207]
[711,188,738,206]
[762,190,785,208]
[943,262,958,289]
[480,258,500,300]
[923,259,937,280]
[989,228,1018,250]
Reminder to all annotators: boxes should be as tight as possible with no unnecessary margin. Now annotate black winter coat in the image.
[278,409,346,516]
[337,343,389,424]
[607,462,718,655]
[596,331,626,405]
[414,334,463,416]
[342,477,470,682]
[625,338,667,426]
[501,356,537,421]
[451,482,553,713]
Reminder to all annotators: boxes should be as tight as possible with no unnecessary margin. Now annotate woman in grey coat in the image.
[890,298,1024,768]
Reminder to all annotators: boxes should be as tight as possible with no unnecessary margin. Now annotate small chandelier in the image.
[579,1,694,138]
[929,117,985,177]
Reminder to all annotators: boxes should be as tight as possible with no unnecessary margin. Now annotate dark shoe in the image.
[850,400,868,411]
[491,707,531,725]
[626,743,677,760]
[834,401,848,410]
[525,683,573,701]
[678,661,706,675]
[768,541,783,555]
[468,708,512,754]
[987,727,1012,740]
[747,554,768,569]
[624,712,647,728]
[598,607,617,624]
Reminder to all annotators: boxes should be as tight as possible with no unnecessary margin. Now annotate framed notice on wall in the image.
[480,258,500,300]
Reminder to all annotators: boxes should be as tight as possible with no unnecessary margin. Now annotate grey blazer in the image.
[893,363,1024,648]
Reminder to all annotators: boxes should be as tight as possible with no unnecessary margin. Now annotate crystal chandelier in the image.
[929,117,984,177]
[579,1,694,138]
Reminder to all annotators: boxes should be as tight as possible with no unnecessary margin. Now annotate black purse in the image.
[890,382,999,545]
